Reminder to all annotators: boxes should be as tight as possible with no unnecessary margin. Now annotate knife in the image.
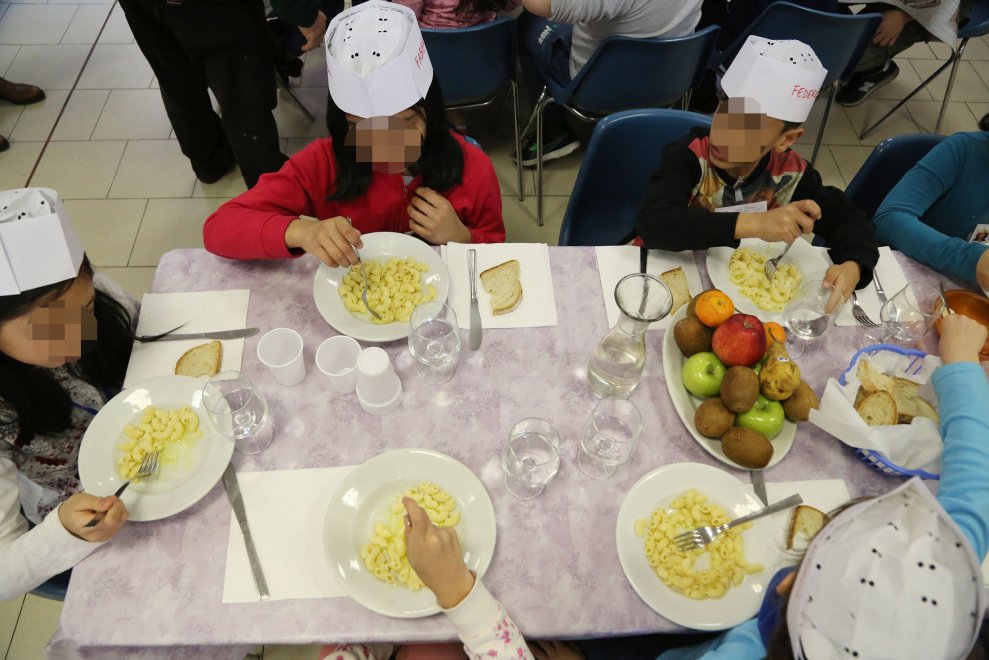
[222,463,270,601]
[135,327,260,343]
[751,470,769,507]
[873,271,888,306]
[468,249,481,350]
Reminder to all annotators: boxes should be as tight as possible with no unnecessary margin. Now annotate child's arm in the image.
[657,618,765,659]
[456,142,506,244]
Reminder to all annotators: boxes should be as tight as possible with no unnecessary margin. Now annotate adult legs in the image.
[0,76,46,152]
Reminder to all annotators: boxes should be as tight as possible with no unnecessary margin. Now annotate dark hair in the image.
[324,80,464,201]
[455,0,513,14]
[0,257,133,446]
[781,120,802,132]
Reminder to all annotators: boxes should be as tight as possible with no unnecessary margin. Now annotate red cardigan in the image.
[203,133,505,260]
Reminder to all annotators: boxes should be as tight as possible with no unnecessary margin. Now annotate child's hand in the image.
[284,216,362,268]
[408,188,471,245]
[402,497,475,609]
[58,493,129,543]
[939,314,987,365]
[823,261,861,306]
[874,9,912,47]
[736,200,820,243]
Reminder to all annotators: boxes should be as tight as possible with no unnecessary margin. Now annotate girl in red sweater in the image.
[203,1,505,268]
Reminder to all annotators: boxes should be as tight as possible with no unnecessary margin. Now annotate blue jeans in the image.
[517,11,573,134]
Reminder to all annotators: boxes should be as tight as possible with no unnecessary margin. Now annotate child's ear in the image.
[775,127,804,152]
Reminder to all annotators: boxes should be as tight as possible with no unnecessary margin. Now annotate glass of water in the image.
[408,302,461,384]
[202,371,274,455]
[782,279,846,358]
[877,283,944,346]
[577,397,642,479]
[502,418,561,499]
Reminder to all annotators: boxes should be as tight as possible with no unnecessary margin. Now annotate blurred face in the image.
[708,98,801,171]
[345,107,426,174]
[0,274,97,368]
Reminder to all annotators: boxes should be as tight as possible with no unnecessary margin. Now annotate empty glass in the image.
[577,397,642,479]
[865,283,945,346]
[502,418,561,499]
[782,279,846,358]
[202,371,274,455]
[408,302,461,384]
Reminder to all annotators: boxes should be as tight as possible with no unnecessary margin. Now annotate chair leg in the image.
[536,97,546,227]
[934,39,968,134]
[681,90,693,111]
[810,85,837,169]
[276,76,315,123]
[511,81,524,202]
[520,87,549,141]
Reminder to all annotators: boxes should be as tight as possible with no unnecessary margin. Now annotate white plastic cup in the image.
[315,336,362,394]
[355,347,402,415]
[256,328,305,387]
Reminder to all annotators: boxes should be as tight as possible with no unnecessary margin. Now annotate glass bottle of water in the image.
[587,273,673,398]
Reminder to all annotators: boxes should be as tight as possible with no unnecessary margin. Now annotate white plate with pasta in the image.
[616,462,782,630]
[78,375,234,521]
[661,306,795,470]
[707,238,828,321]
[312,232,450,342]
[323,448,496,618]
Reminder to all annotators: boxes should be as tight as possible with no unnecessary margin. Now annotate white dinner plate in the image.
[323,448,496,618]
[78,375,234,522]
[616,462,782,631]
[707,238,829,322]
[312,232,450,343]
[662,305,795,470]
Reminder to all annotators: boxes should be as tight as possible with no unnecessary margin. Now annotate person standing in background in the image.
[0,76,46,153]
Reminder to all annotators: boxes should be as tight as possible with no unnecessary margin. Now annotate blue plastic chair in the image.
[422,18,523,201]
[526,25,721,226]
[845,133,945,219]
[860,0,989,137]
[30,569,71,601]
[558,109,712,246]
[714,2,882,169]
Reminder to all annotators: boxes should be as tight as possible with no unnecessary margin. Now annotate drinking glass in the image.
[502,418,561,499]
[782,279,846,358]
[408,302,461,384]
[577,397,642,479]
[869,283,944,346]
[202,371,274,455]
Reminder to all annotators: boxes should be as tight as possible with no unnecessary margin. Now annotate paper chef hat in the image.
[786,478,983,660]
[0,188,84,296]
[325,0,433,119]
[720,36,827,124]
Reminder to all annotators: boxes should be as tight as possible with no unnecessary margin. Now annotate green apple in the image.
[736,395,785,439]
[681,352,726,398]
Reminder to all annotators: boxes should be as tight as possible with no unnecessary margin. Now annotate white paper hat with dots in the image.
[325,0,433,119]
[786,477,984,660]
[720,36,827,124]
[0,188,83,296]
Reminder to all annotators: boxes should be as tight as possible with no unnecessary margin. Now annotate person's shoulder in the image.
[454,132,495,172]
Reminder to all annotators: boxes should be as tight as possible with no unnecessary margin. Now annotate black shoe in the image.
[980,112,989,131]
[194,145,237,184]
[515,129,579,168]
[0,135,8,153]
[836,61,900,107]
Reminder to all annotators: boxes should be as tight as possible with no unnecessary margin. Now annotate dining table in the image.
[47,246,976,659]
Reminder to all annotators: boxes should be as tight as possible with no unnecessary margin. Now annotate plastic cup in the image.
[315,336,362,394]
[355,347,402,415]
[256,328,305,387]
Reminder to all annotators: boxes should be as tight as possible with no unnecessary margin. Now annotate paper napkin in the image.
[746,479,851,562]
[835,247,909,327]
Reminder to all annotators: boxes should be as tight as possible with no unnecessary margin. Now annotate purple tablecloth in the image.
[49,247,961,658]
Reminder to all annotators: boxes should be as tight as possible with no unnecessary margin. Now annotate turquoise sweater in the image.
[872,132,989,286]
[659,361,989,660]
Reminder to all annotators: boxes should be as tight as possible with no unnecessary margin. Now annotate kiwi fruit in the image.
[694,398,735,438]
[783,381,820,422]
[674,316,714,357]
[720,366,760,413]
[721,427,774,469]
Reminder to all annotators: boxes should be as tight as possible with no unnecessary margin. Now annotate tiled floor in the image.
[1,0,988,655]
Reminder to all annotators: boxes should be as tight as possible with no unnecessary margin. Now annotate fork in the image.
[134,322,189,343]
[84,451,160,528]
[674,494,803,551]
[352,243,381,321]
[851,291,879,328]
[764,241,795,281]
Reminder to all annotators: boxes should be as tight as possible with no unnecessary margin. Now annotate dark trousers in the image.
[516,10,573,134]
[118,0,287,187]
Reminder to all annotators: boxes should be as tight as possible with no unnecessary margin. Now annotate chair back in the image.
[845,134,945,218]
[551,26,720,117]
[421,18,516,107]
[559,109,712,246]
[959,0,989,39]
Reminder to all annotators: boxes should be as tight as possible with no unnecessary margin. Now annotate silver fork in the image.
[851,291,879,328]
[674,494,803,551]
[134,322,189,342]
[84,450,160,528]
[764,241,795,281]
[352,244,381,321]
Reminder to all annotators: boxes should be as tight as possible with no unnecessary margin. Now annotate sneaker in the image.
[836,61,900,107]
[515,130,579,167]
[980,112,989,131]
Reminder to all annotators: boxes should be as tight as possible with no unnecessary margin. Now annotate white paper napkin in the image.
[123,290,251,388]
[442,242,558,329]
[222,466,355,603]
[594,247,703,331]
[746,479,851,562]
[835,247,909,327]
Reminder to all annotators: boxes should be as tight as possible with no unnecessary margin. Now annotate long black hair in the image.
[325,78,464,201]
[0,257,133,446]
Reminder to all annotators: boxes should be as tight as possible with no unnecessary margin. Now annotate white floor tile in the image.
[192,167,245,198]
[873,59,932,102]
[0,3,7,20]
[538,147,583,197]
[0,139,41,188]
[0,594,23,658]
[31,139,126,198]
[299,48,327,88]
[263,644,323,660]
[61,3,113,45]
[967,101,989,124]
[284,137,312,157]
[791,144,845,189]
[0,44,18,74]
[6,594,61,660]
[0,4,77,45]
[97,265,156,297]
[9,89,68,141]
[4,44,90,90]
[129,197,225,266]
[77,44,154,89]
[899,42,937,60]
[48,0,114,5]
[906,99,978,135]
[796,99,861,148]
[501,193,567,244]
[51,88,109,140]
[0,100,22,135]
[911,59,989,103]
[63,198,147,266]
[92,89,171,140]
[108,139,195,198]
[842,97,920,146]
[931,37,989,62]
[97,4,134,45]
[272,86,328,139]
[484,136,534,198]
[829,145,876,187]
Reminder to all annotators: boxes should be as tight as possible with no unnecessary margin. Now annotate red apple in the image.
[711,314,767,367]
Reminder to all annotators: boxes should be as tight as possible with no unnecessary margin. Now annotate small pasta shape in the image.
[728,247,802,312]
[115,405,202,480]
[338,257,438,325]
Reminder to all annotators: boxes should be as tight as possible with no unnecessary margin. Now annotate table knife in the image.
[873,271,888,305]
[136,327,260,343]
[222,463,270,601]
[751,470,769,507]
[468,248,481,350]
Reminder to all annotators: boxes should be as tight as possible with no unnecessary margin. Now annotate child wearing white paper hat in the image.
[0,188,134,599]
[204,0,505,268]
[636,37,879,304]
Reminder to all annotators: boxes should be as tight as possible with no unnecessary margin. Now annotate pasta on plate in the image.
[338,257,437,325]
[728,248,801,312]
[116,406,202,480]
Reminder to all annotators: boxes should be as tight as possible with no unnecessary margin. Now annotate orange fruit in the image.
[764,322,786,345]
[694,290,735,327]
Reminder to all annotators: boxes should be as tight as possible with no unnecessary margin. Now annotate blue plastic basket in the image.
[838,343,940,481]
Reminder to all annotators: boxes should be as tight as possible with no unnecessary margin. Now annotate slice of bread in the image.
[857,359,894,394]
[480,259,522,315]
[175,340,222,378]
[854,390,898,426]
[891,376,939,424]
[659,267,691,315]
[787,505,829,551]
